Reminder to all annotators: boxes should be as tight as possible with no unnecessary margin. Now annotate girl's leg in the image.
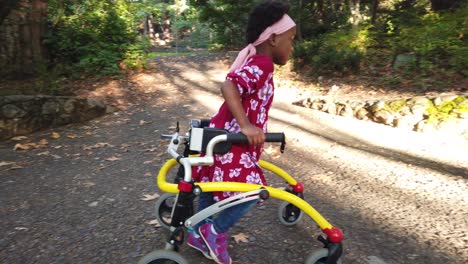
[213,200,257,233]
[198,199,256,264]
[187,192,215,259]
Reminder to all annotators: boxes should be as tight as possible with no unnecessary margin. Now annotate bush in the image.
[388,7,467,75]
[292,27,374,74]
[46,0,141,77]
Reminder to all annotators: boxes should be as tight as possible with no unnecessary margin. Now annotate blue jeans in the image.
[194,192,256,234]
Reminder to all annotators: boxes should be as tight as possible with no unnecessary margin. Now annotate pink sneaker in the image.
[187,231,212,260]
[199,222,232,264]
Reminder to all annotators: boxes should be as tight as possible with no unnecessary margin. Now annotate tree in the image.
[370,0,379,24]
[430,0,462,11]
[0,0,48,78]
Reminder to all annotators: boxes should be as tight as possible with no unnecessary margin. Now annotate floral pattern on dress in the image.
[217,152,234,164]
[193,55,275,202]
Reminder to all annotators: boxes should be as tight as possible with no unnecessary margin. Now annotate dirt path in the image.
[1,53,467,264]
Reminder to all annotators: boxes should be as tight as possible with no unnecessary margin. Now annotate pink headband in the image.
[229,14,296,72]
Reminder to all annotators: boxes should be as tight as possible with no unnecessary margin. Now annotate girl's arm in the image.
[221,79,265,146]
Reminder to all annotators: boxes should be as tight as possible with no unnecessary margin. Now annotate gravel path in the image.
[1,53,467,264]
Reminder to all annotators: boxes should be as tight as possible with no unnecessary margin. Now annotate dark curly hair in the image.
[246,1,290,44]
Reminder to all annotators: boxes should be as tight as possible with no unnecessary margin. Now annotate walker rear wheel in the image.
[305,248,342,264]
[155,193,177,230]
[278,201,303,226]
[138,249,188,264]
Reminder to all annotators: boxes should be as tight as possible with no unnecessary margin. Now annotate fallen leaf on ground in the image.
[0,161,16,167]
[144,172,152,177]
[141,193,160,201]
[232,233,249,244]
[83,142,111,150]
[10,136,28,141]
[96,165,106,170]
[38,139,49,146]
[67,134,79,139]
[37,151,50,156]
[144,147,157,152]
[51,132,61,139]
[105,156,122,161]
[14,143,37,151]
[139,120,152,125]
[82,182,96,187]
[7,165,24,170]
[146,219,162,227]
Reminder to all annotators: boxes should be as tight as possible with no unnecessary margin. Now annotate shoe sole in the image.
[187,241,213,260]
[199,227,232,264]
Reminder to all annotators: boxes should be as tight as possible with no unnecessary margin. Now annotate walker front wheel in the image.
[278,201,303,226]
[138,249,188,264]
[155,193,177,230]
[305,248,342,264]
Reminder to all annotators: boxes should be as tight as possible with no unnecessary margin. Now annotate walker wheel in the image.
[138,249,188,264]
[277,201,303,226]
[305,248,343,264]
[155,193,177,230]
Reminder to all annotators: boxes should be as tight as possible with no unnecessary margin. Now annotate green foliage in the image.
[41,0,466,82]
[293,27,374,74]
[386,99,408,114]
[46,0,145,77]
[122,38,152,70]
[425,96,467,123]
[189,0,262,48]
[387,5,467,75]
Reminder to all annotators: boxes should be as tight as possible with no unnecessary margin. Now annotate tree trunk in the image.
[430,0,460,11]
[0,0,48,78]
[296,0,303,41]
[348,0,362,29]
[371,0,379,25]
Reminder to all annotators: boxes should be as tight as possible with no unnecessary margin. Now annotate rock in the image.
[370,101,386,113]
[42,101,60,115]
[2,104,26,118]
[106,106,118,114]
[336,104,345,115]
[311,101,322,110]
[339,104,354,118]
[393,53,416,69]
[63,99,77,114]
[394,114,422,129]
[0,95,109,140]
[399,106,412,116]
[373,110,394,125]
[433,95,458,106]
[421,121,437,133]
[86,98,106,110]
[437,119,460,132]
[408,96,431,106]
[410,104,427,117]
[326,102,337,115]
[355,108,369,120]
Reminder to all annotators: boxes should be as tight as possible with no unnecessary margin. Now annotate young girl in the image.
[188,1,296,264]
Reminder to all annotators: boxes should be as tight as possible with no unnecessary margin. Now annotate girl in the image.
[188,2,296,264]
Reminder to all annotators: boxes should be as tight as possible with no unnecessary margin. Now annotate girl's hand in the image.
[241,124,265,146]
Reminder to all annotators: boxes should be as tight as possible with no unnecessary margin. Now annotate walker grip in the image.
[226,133,286,152]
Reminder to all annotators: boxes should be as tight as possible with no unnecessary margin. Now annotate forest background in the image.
[0,0,466,95]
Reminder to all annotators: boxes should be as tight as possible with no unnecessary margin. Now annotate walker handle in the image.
[226,133,286,153]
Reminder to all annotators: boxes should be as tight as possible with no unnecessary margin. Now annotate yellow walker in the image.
[139,120,343,264]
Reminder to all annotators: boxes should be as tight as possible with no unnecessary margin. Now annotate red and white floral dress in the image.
[194,54,275,202]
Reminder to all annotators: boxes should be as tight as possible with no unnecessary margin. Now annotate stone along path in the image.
[1,53,467,264]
